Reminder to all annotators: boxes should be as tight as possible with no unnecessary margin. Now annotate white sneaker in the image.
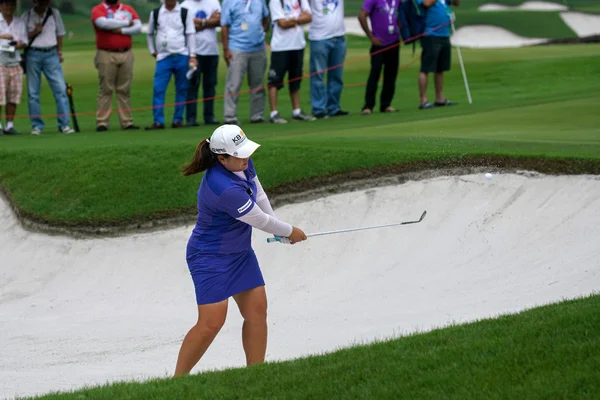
[60,126,75,134]
[31,127,42,135]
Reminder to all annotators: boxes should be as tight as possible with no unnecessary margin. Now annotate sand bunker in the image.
[479,1,568,11]
[560,11,600,37]
[451,25,549,48]
[1,172,599,399]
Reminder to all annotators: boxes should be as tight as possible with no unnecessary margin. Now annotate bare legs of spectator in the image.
[419,71,447,106]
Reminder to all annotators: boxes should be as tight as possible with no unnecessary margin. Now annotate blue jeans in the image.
[153,54,189,125]
[309,36,347,116]
[26,49,71,130]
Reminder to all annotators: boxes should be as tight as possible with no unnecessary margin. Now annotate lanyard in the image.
[244,0,252,17]
[384,0,396,25]
[104,3,123,14]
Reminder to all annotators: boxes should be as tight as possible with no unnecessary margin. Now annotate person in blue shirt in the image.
[174,124,307,376]
[220,0,270,125]
[417,0,460,109]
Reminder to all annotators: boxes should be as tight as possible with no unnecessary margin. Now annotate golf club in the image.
[267,210,427,243]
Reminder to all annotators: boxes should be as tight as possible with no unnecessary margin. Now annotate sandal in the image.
[418,101,435,109]
[361,108,372,115]
[382,107,398,113]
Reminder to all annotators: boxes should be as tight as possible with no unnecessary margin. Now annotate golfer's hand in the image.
[0,34,13,40]
[370,36,382,46]
[288,226,307,244]
[224,49,232,66]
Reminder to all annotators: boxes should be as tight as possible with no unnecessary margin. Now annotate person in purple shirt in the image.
[173,124,307,376]
[358,0,400,115]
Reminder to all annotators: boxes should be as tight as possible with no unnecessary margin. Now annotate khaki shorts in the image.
[0,65,24,105]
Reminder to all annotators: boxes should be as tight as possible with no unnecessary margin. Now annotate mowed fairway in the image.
[1,32,600,400]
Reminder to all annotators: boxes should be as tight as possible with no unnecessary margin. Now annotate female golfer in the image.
[174,124,307,376]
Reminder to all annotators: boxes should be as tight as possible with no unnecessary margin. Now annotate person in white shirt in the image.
[145,0,197,130]
[23,0,75,135]
[0,0,27,136]
[181,0,221,127]
[267,0,314,124]
[308,0,349,119]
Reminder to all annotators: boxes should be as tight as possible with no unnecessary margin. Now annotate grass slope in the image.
[25,293,600,399]
[1,43,599,226]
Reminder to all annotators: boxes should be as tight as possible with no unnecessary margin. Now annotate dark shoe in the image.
[4,127,21,135]
[204,119,220,125]
[330,110,349,117]
[250,117,265,124]
[171,121,184,128]
[96,125,108,132]
[186,121,200,127]
[419,101,435,109]
[292,111,316,121]
[434,99,457,106]
[145,123,165,131]
[224,119,241,125]
[0,129,4,136]
[124,124,140,130]
[313,113,329,120]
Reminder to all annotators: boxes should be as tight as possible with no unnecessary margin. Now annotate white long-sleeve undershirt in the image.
[94,17,130,30]
[234,172,293,237]
[146,33,196,57]
[121,19,142,35]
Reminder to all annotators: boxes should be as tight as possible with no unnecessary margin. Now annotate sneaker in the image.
[60,126,75,134]
[124,124,140,130]
[224,119,242,125]
[96,125,108,132]
[250,117,265,124]
[31,127,42,135]
[330,110,349,117]
[204,119,220,125]
[4,127,21,135]
[313,113,329,120]
[292,111,316,121]
[145,123,165,131]
[270,112,287,124]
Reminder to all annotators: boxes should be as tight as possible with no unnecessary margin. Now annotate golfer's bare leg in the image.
[290,90,300,110]
[268,87,278,113]
[233,286,268,366]
[434,72,445,103]
[418,72,429,104]
[174,300,228,376]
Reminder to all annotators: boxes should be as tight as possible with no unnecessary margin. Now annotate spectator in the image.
[0,0,27,136]
[181,0,221,127]
[267,0,314,124]
[308,0,348,119]
[417,0,459,109]
[221,0,269,125]
[145,0,197,130]
[358,0,400,115]
[91,0,142,131]
[23,0,75,135]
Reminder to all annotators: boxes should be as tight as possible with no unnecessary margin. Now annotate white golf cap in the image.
[208,125,260,158]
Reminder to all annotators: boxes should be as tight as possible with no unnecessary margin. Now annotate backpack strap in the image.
[152,7,160,32]
[181,7,188,32]
[28,7,53,48]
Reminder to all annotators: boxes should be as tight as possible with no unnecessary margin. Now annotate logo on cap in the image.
[232,130,246,147]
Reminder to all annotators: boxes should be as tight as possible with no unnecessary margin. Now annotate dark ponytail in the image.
[182,139,220,176]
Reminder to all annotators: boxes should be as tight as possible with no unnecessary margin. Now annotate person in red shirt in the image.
[91,0,142,132]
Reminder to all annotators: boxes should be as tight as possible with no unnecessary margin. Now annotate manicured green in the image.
[24,293,600,400]
[1,43,599,226]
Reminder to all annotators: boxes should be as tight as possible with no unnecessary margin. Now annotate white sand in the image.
[560,11,600,37]
[451,25,549,48]
[479,1,568,11]
[1,172,600,399]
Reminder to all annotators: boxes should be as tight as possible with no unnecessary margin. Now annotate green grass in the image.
[1,42,599,226]
[25,293,600,399]
[453,11,577,38]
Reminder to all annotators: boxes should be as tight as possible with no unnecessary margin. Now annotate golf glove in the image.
[275,236,292,244]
